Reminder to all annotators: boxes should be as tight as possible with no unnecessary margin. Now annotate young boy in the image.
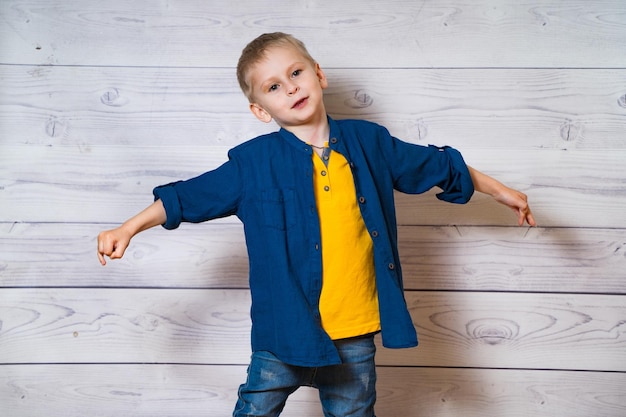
[98,32,535,417]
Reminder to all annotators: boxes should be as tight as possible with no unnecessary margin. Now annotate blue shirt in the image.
[153,117,474,367]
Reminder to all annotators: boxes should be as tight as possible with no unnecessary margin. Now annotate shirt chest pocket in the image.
[261,188,297,231]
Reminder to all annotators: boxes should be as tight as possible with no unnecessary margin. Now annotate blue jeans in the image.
[233,335,377,417]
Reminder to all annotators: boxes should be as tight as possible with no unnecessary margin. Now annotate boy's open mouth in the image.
[292,97,308,109]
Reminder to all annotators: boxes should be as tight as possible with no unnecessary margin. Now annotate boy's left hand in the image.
[467,166,536,227]
[492,186,536,227]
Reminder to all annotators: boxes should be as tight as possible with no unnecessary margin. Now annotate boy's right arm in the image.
[97,199,167,265]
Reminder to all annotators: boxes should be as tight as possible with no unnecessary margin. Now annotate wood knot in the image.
[100,88,128,107]
[559,120,582,142]
[415,119,428,141]
[344,89,373,109]
[45,116,68,138]
[467,318,519,345]
[618,94,626,109]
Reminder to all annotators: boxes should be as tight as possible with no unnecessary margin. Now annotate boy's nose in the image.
[287,83,299,95]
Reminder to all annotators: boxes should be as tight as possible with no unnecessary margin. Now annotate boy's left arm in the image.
[467,166,536,227]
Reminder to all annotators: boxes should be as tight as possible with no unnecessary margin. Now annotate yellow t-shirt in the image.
[311,146,381,339]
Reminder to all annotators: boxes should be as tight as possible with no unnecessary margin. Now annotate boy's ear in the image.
[316,63,328,89]
[249,103,273,123]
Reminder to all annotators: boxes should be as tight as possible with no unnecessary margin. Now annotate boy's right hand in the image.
[96,200,167,266]
[97,227,131,266]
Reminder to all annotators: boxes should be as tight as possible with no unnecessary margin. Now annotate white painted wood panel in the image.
[1,0,625,415]
[2,289,625,371]
[2,223,625,294]
[2,0,625,68]
[2,144,625,228]
[2,365,625,417]
[2,65,624,149]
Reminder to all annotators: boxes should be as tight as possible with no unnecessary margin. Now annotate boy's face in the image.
[247,45,328,129]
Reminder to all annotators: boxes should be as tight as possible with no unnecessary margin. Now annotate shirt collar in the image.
[278,116,342,154]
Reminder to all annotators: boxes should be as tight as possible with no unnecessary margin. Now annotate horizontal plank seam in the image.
[7,222,619,230]
[2,286,625,297]
[0,363,624,374]
[379,365,626,374]
[2,221,626,232]
[405,289,626,297]
[1,62,626,71]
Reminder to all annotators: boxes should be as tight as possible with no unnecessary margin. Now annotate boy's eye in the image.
[292,69,302,77]
[268,84,279,92]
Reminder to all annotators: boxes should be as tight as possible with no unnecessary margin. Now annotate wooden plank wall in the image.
[1,0,625,415]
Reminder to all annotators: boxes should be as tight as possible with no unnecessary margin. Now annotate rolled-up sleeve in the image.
[152,158,243,230]
[432,145,474,204]
[153,181,184,230]
[379,126,474,204]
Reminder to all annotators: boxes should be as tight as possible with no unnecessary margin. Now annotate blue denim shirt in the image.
[153,117,474,367]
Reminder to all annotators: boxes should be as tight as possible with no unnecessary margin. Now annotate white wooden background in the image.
[1,1,626,416]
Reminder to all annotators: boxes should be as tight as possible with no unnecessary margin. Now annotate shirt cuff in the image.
[153,183,183,230]
[434,146,475,204]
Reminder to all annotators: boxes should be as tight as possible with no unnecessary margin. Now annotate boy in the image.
[98,32,535,416]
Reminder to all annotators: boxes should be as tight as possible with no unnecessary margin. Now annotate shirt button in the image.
[388,263,395,270]
[358,196,366,204]
[324,186,330,192]
[371,230,379,238]
[330,137,338,144]
[321,170,327,176]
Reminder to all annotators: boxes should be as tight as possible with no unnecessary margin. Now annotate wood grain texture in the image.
[1,365,625,417]
[1,65,625,149]
[0,288,253,364]
[1,0,625,415]
[1,223,625,294]
[2,0,625,68]
[2,289,624,371]
[376,368,626,417]
[389,292,626,371]
[1,145,626,228]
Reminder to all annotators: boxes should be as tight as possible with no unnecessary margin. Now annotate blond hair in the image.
[236,32,316,101]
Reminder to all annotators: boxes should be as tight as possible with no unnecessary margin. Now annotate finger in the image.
[109,242,127,260]
[510,204,525,226]
[110,246,121,260]
[98,250,107,266]
[517,205,536,227]
[97,237,108,265]
[512,206,525,226]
